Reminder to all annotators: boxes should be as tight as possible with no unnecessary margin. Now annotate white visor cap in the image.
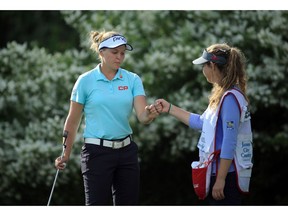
[98,35,133,51]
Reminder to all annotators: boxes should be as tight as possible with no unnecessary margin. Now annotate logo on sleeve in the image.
[226,121,235,130]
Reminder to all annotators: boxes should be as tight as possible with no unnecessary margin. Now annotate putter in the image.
[47,130,68,206]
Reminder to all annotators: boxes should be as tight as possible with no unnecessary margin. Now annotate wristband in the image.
[168,103,172,114]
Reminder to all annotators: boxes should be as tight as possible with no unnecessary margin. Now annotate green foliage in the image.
[0,42,87,204]
[1,10,288,205]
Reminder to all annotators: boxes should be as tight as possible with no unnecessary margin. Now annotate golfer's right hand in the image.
[55,157,67,170]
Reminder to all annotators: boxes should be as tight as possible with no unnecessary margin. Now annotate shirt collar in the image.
[94,64,124,81]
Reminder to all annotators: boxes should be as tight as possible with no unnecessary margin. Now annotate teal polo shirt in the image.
[71,64,146,139]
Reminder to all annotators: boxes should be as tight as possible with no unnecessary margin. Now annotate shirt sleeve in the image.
[219,93,241,160]
[70,75,86,104]
[189,113,203,130]
[132,74,146,97]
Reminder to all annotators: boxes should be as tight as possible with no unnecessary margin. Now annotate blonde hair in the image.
[207,43,248,109]
[90,30,120,54]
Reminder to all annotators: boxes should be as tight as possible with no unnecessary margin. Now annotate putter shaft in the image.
[47,131,68,206]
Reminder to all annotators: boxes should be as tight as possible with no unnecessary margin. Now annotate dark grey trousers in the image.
[81,141,140,205]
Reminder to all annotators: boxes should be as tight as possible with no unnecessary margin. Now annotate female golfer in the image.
[55,30,162,205]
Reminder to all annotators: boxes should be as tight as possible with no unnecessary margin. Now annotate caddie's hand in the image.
[212,179,225,200]
[155,99,170,113]
[154,101,163,114]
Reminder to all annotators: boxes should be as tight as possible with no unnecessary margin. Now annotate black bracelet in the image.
[168,103,172,114]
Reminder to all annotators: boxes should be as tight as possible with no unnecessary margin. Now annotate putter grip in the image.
[63,130,68,138]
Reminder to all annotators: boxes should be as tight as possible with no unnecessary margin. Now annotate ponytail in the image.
[208,43,249,108]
